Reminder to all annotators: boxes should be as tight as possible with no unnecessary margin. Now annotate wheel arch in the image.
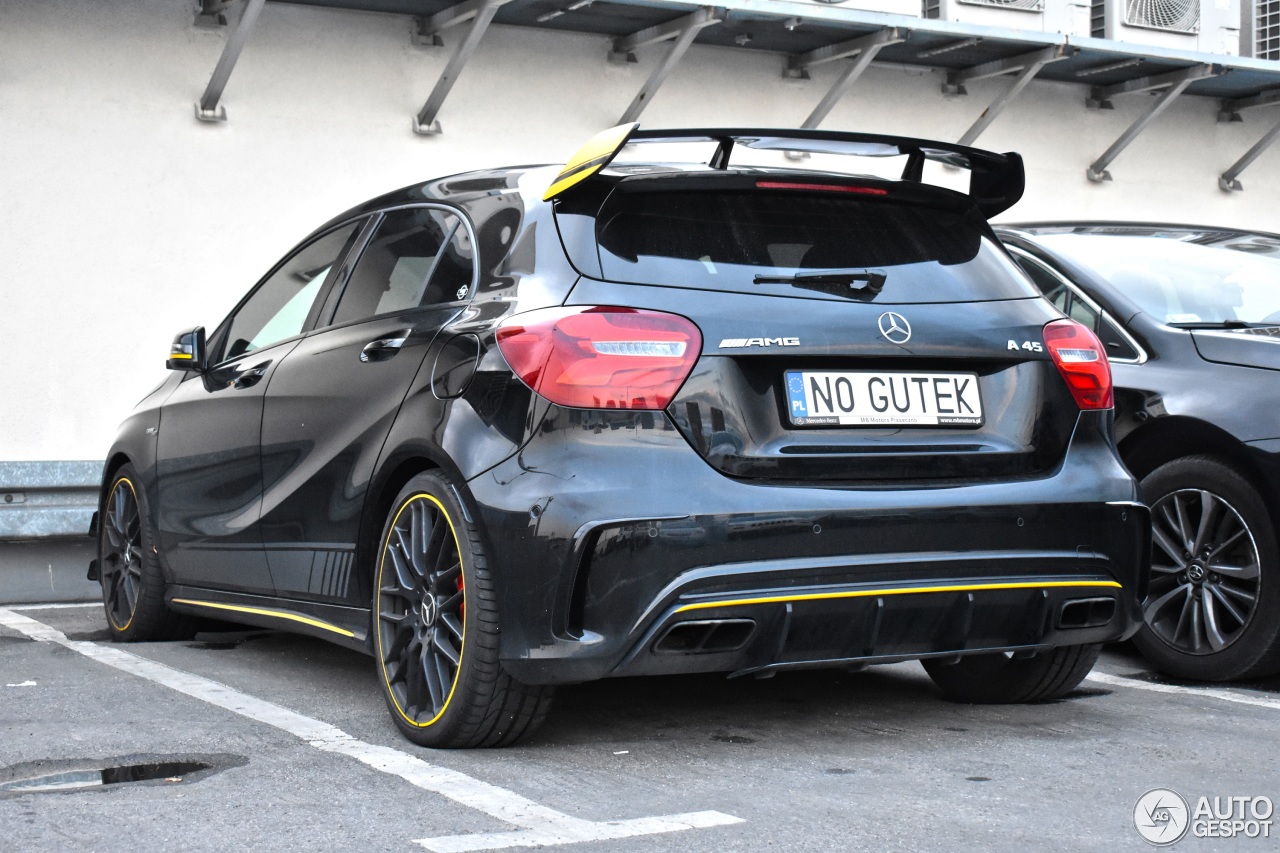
[99,452,133,506]
[357,447,474,600]
[1119,416,1280,528]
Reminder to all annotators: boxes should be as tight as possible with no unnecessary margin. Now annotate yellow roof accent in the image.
[543,122,639,201]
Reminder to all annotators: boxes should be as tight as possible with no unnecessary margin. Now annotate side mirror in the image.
[167,326,207,372]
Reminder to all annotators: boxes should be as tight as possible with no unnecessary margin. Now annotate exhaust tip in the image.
[653,619,756,655]
[1057,596,1116,630]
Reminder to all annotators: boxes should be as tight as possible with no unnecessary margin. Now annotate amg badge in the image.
[719,337,801,349]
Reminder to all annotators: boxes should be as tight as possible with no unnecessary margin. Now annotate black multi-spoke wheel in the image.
[101,477,144,631]
[373,471,553,748]
[98,463,192,642]
[1135,456,1280,681]
[377,493,466,727]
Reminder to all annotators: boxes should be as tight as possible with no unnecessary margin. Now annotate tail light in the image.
[496,306,702,410]
[1043,319,1113,410]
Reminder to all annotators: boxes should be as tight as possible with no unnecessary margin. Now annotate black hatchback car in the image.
[93,126,1148,748]
[998,224,1280,683]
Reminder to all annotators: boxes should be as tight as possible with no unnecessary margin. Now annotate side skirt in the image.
[167,585,373,654]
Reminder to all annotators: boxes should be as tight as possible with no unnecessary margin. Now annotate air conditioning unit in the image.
[1250,0,1280,58]
[923,0,1091,34]
[1091,0,1242,54]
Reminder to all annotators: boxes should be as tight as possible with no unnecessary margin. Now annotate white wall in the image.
[3,0,1279,462]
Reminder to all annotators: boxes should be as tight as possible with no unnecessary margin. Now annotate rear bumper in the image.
[464,407,1148,684]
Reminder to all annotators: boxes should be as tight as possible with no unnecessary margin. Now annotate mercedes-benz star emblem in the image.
[877,311,912,344]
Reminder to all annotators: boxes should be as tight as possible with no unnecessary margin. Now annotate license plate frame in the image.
[784,370,984,427]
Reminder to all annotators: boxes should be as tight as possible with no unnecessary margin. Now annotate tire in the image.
[923,644,1102,703]
[372,471,553,748]
[1133,455,1280,681]
[98,464,193,642]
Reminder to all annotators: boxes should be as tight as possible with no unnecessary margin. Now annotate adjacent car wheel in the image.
[373,471,553,748]
[1135,456,1280,681]
[98,464,192,641]
[923,644,1102,703]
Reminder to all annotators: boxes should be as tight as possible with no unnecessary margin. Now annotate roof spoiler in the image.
[544,123,1025,219]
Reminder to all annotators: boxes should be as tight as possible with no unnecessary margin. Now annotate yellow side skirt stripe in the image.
[171,598,356,638]
[673,580,1123,614]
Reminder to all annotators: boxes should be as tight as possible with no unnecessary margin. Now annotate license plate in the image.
[784,370,983,427]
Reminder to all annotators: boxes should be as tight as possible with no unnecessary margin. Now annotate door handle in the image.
[232,364,269,389]
[360,335,408,363]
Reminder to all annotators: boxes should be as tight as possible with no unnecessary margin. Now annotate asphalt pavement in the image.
[2,603,1277,852]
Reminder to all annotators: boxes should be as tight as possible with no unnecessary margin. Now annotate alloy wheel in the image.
[377,495,466,726]
[101,478,143,631]
[1145,488,1261,655]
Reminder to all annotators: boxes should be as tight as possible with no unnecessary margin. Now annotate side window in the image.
[220,222,362,363]
[1012,250,1142,362]
[330,207,474,327]
[1099,316,1141,361]
[1014,253,1071,311]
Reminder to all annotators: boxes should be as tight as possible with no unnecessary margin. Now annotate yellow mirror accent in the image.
[543,122,639,201]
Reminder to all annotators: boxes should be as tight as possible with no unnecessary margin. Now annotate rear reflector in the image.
[1043,319,1113,410]
[754,181,888,195]
[496,306,702,410]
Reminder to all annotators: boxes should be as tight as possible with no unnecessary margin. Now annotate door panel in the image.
[260,205,476,604]
[258,312,456,602]
[154,220,366,595]
[156,347,298,594]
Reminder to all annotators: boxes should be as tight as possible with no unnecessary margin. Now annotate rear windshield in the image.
[592,190,1037,304]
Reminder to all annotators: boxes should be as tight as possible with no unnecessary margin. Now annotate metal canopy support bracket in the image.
[792,28,907,130]
[195,0,237,28]
[614,7,724,125]
[1219,87,1280,122]
[194,0,266,122]
[1220,114,1280,191]
[953,44,1072,147]
[1086,64,1220,183]
[412,0,514,135]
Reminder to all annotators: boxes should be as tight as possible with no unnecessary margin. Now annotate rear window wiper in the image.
[753,268,887,299]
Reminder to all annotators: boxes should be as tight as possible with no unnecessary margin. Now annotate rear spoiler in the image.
[543,123,1025,219]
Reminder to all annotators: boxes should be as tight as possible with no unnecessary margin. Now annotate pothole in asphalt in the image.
[0,754,246,796]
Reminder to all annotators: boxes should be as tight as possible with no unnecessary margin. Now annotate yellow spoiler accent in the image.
[543,122,639,201]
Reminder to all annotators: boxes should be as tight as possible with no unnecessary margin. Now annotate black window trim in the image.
[1006,245,1148,365]
[313,202,480,333]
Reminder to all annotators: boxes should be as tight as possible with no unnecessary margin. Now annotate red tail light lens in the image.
[1043,319,1113,410]
[496,306,702,410]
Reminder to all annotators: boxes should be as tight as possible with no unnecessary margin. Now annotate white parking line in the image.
[10,602,101,610]
[1086,670,1280,711]
[0,608,743,850]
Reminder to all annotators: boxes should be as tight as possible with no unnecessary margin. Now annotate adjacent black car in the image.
[93,126,1148,748]
[998,223,1280,681]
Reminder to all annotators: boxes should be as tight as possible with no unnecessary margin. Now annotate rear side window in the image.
[331,207,474,326]
[593,190,1037,303]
